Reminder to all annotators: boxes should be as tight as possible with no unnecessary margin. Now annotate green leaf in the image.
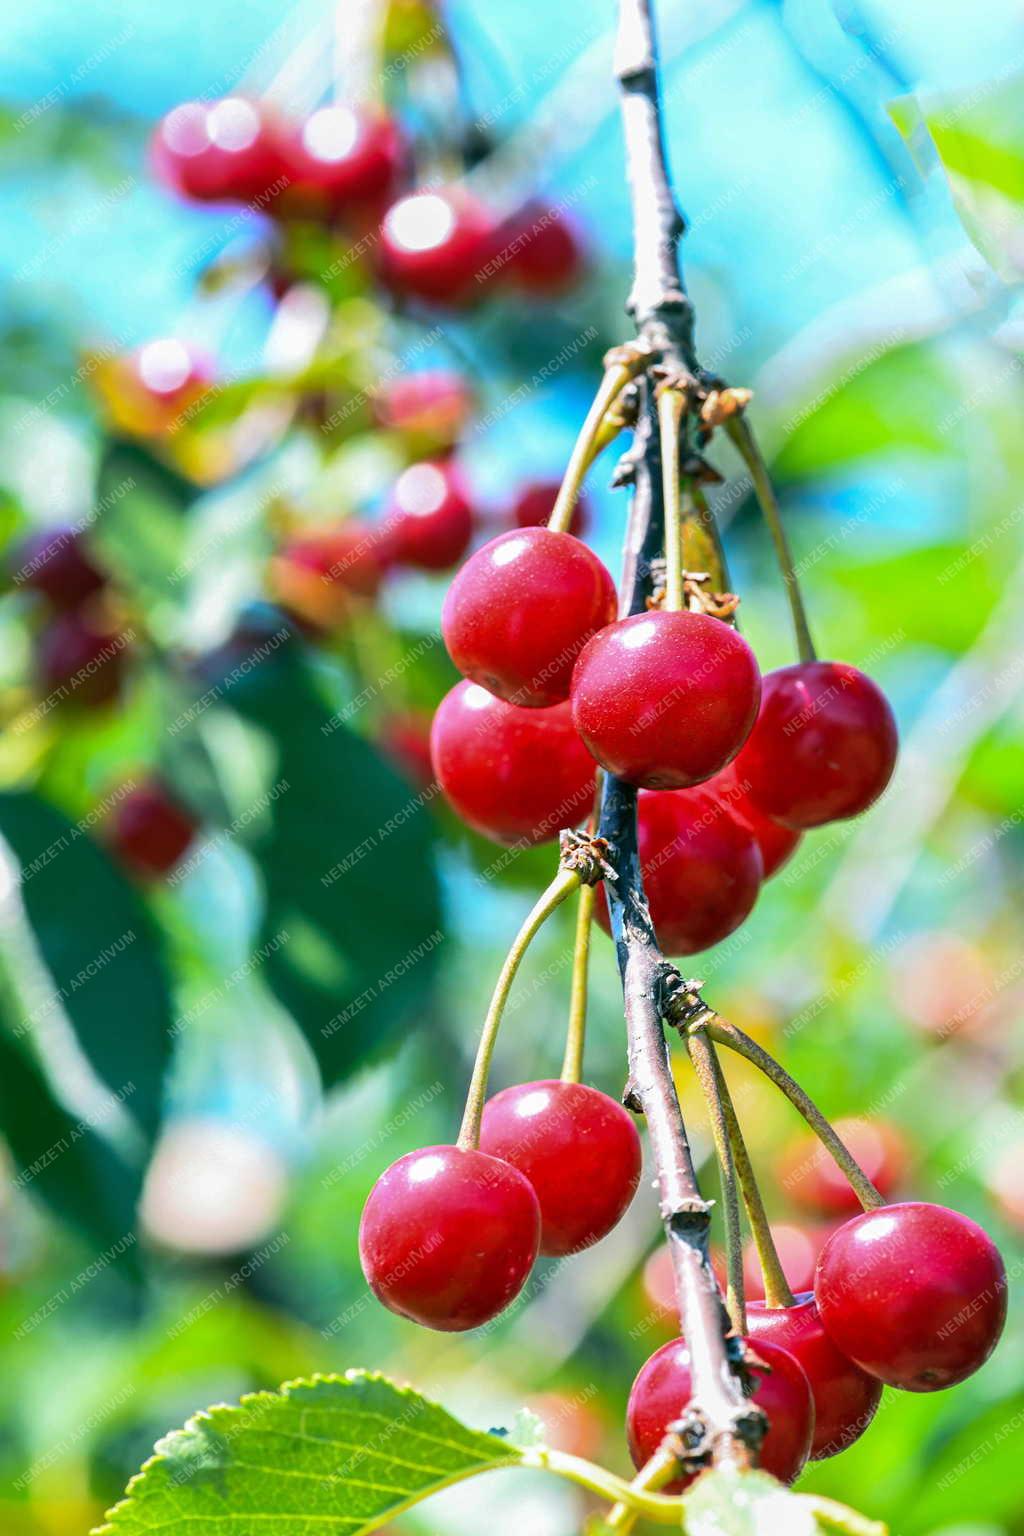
[94,1371,520,1536]
[0,1015,140,1260]
[684,1467,807,1536]
[890,76,1024,280]
[222,647,444,1085]
[92,439,195,597]
[0,791,175,1139]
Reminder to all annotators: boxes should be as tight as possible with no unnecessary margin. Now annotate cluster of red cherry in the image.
[152,96,584,304]
[431,518,898,953]
[5,524,197,878]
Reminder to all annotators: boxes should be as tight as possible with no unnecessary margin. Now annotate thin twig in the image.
[706,1012,885,1211]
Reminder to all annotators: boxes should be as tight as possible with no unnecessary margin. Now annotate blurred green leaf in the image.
[93,439,195,597]
[892,1392,1024,1532]
[0,791,175,1138]
[95,1372,519,1536]
[0,1012,140,1259]
[223,646,444,1085]
[890,76,1024,280]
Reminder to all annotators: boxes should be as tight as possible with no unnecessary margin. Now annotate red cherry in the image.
[627,1335,814,1490]
[36,610,127,708]
[596,787,762,954]
[152,97,287,206]
[779,1118,910,1218]
[269,521,387,630]
[442,528,617,708]
[571,611,761,790]
[377,711,435,790]
[748,1294,881,1459]
[500,203,586,296]
[479,1080,641,1256]
[277,105,401,215]
[430,681,594,846]
[735,661,898,829]
[359,1144,540,1330]
[815,1202,1007,1391]
[702,762,801,878]
[374,370,473,450]
[510,479,590,538]
[378,189,499,305]
[383,460,473,571]
[108,781,197,879]
[10,526,106,609]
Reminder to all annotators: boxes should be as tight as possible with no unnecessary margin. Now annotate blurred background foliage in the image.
[0,0,1022,1532]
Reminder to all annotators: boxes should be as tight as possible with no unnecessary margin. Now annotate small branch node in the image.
[559,829,617,886]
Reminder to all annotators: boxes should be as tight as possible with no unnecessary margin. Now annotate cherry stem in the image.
[657,387,686,612]
[520,1446,682,1523]
[685,481,733,606]
[686,1026,746,1333]
[561,881,595,1084]
[707,1034,796,1309]
[725,415,817,663]
[457,866,581,1150]
[548,363,636,535]
[706,1012,885,1211]
[601,1444,681,1532]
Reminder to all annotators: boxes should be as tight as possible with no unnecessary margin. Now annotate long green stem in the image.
[706,1013,884,1211]
[457,867,581,1149]
[657,387,686,612]
[710,1042,795,1309]
[520,1446,683,1523]
[561,881,595,1083]
[725,415,816,662]
[602,1445,681,1533]
[686,1027,745,1333]
[548,363,637,534]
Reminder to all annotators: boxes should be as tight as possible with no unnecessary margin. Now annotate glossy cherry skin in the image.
[816,1203,1007,1391]
[627,1335,814,1490]
[373,370,473,451]
[779,1117,909,1217]
[479,1080,641,1256]
[378,189,499,305]
[747,1295,881,1459]
[442,528,617,708]
[277,105,402,215]
[431,681,595,846]
[702,762,801,878]
[383,460,473,571]
[109,782,197,879]
[597,787,762,955]
[571,610,761,790]
[500,203,586,296]
[736,661,898,829]
[152,97,287,205]
[269,522,386,630]
[10,526,106,609]
[359,1144,540,1331]
[36,610,126,708]
[511,479,590,538]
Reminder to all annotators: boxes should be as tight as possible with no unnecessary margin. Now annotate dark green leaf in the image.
[0,791,175,1138]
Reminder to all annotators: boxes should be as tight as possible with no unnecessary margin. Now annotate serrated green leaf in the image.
[0,791,175,1138]
[94,1371,520,1536]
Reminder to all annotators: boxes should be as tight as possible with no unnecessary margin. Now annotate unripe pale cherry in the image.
[430,681,595,846]
[747,1294,882,1459]
[596,786,762,954]
[736,661,898,829]
[627,1335,814,1490]
[479,1080,641,1255]
[358,1144,540,1331]
[815,1202,1007,1391]
[571,610,761,789]
[442,528,617,707]
[383,460,474,571]
[378,189,499,306]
